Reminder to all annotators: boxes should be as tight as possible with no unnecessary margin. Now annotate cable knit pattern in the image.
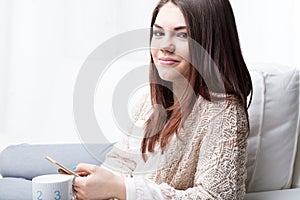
[104,93,249,200]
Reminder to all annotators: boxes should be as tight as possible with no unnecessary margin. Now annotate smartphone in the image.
[45,156,78,177]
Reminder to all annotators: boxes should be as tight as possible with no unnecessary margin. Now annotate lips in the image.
[158,57,179,66]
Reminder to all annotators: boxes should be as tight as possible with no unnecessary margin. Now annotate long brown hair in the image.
[141,0,253,159]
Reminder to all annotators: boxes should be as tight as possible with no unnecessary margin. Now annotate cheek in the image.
[175,42,190,61]
[150,39,159,58]
[150,48,158,64]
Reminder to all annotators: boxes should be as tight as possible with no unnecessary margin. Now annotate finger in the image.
[72,175,89,187]
[73,190,82,200]
[58,168,69,175]
[77,171,89,177]
[57,168,69,175]
[73,187,85,200]
[72,185,83,200]
[75,163,98,174]
[72,187,80,195]
[73,185,80,191]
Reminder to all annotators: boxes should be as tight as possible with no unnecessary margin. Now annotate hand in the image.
[72,163,126,200]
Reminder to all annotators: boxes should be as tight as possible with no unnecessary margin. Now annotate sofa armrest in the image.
[0,143,114,180]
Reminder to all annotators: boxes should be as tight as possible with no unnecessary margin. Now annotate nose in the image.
[160,35,175,53]
[161,43,175,53]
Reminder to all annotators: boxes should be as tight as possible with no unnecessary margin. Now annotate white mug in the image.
[32,174,74,200]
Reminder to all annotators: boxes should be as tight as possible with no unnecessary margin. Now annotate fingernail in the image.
[72,166,77,171]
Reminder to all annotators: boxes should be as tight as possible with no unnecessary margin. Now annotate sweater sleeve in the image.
[125,101,248,200]
[102,93,152,175]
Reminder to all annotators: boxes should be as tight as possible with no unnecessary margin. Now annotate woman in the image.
[71,0,253,199]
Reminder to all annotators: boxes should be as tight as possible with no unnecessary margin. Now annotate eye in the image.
[176,32,188,39]
[152,30,165,37]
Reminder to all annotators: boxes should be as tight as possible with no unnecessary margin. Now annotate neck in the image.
[173,79,189,102]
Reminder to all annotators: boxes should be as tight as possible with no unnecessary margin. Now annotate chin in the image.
[158,72,180,82]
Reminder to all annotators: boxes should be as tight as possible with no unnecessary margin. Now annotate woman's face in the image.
[151,2,191,83]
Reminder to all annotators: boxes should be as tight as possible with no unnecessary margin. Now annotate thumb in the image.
[74,163,99,174]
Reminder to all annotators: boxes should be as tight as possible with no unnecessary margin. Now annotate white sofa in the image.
[0,63,299,199]
[244,63,300,199]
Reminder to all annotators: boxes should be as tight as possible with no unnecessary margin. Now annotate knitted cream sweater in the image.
[103,94,248,200]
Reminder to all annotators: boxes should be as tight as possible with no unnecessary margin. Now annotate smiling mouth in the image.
[158,58,179,66]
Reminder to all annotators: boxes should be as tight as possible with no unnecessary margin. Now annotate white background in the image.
[0,0,299,151]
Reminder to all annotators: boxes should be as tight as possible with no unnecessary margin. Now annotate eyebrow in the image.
[153,24,187,31]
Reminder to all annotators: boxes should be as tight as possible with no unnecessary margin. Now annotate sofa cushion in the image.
[0,177,32,200]
[246,64,300,192]
[245,188,300,200]
[0,143,113,180]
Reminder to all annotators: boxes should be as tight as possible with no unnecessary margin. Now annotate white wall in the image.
[0,1,10,137]
[230,0,300,68]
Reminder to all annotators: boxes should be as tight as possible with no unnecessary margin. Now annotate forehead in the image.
[155,2,186,28]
